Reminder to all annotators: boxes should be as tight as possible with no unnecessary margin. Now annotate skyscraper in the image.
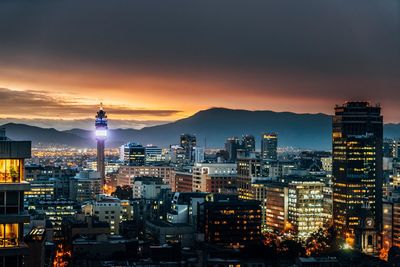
[180,134,196,163]
[261,133,278,161]
[224,137,240,162]
[0,129,31,266]
[241,134,256,154]
[332,102,383,237]
[95,104,108,187]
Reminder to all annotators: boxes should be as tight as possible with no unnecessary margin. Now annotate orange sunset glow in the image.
[0,0,399,130]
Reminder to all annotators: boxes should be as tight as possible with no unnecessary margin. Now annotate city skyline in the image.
[0,1,399,129]
[2,1,400,266]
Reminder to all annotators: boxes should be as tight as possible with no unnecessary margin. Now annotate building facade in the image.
[288,180,324,239]
[198,194,262,249]
[171,171,193,193]
[261,133,278,161]
[252,181,289,233]
[120,142,146,166]
[0,129,31,266]
[180,134,196,164]
[332,102,383,237]
[117,165,173,186]
[192,163,236,193]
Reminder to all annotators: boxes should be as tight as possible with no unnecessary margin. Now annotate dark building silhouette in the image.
[180,134,196,163]
[261,133,278,161]
[241,135,255,154]
[224,137,241,162]
[198,194,261,249]
[121,142,146,166]
[332,102,383,239]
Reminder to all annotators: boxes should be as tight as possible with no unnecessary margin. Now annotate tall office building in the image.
[261,133,278,161]
[224,137,241,162]
[332,102,383,237]
[120,142,146,166]
[180,134,196,163]
[95,104,108,186]
[237,157,263,200]
[241,134,256,153]
[0,129,31,266]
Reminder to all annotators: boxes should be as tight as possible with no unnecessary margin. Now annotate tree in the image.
[278,239,305,259]
[112,185,133,200]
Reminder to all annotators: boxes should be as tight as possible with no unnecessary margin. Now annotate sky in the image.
[0,0,399,130]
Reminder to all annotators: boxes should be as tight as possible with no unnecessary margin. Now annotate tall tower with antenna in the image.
[95,103,108,187]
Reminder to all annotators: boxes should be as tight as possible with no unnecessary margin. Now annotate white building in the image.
[132,178,170,199]
[192,163,237,193]
[82,195,133,235]
[167,192,207,224]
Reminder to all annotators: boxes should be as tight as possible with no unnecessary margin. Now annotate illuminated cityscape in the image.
[0,1,399,266]
[1,98,399,266]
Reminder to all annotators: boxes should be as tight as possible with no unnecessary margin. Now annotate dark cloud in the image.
[0,0,399,121]
[0,88,180,118]
[0,1,399,75]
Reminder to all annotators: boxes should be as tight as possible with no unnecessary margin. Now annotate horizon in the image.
[0,106,394,131]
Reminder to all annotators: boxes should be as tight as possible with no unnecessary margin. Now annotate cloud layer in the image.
[0,0,399,125]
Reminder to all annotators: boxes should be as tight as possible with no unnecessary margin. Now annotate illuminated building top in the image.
[95,103,108,139]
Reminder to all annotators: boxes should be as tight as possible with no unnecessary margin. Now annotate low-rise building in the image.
[252,180,289,233]
[69,171,101,202]
[171,170,193,193]
[288,180,325,239]
[145,220,195,247]
[192,163,236,193]
[117,165,173,186]
[198,194,262,249]
[82,196,133,235]
[167,192,207,224]
[132,177,170,199]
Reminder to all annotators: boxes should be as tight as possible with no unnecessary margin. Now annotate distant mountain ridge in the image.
[2,108,400,150]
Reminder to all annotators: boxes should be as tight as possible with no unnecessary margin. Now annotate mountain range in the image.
[1,108,400,150]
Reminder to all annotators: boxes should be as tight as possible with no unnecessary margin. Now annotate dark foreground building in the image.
[0,129,31,266]
[198,194,262,249]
